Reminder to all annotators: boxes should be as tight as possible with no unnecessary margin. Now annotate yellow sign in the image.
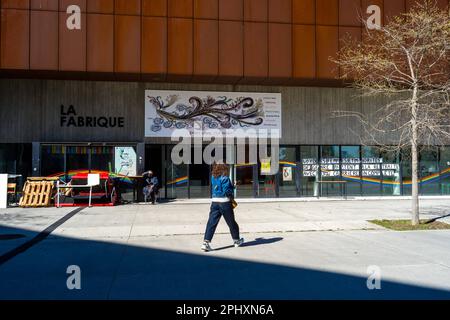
[261,159,271,175]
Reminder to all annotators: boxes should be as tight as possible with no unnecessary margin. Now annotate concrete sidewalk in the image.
[1,198,450,299]
[47,198,450,239]
[1,198,450,240]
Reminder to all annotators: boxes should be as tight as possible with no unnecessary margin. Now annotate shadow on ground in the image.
[0,224,450,300]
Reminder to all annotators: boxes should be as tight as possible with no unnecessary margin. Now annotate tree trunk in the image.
[411,135,420,226]
[411,87,420,226]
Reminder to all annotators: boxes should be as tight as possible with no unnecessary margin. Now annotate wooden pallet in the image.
[19,181,54,208]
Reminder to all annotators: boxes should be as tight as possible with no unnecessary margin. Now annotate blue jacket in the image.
[211,175,234,198]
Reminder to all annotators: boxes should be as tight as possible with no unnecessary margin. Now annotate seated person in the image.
[142,170,159,204]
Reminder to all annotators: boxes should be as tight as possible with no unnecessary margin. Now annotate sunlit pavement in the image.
[1,199,450,299]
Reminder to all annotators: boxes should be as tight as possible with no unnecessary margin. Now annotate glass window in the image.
[233,145,256,198]
[190,163,211,198]
[66,146,89,179]
[319,146,342,197]
[0,143,31,190]
[278,147,299,197]
[381,149,401,196]
[235,164,254,198]
[341,146,361,196]
[257,144,277,198]
[419,148,439,195]
[91,146,114,173]
[165,145,188,199]
[41,145,65,178]
[440,147,450,195]
[300,146,319,196]
[401,147,412,196]
[361,146,382,196]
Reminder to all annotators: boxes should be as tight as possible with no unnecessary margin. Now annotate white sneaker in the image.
[234,238,244,247]
[201,241,213,252]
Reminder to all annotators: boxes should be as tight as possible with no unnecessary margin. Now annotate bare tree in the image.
[334,0,450,225]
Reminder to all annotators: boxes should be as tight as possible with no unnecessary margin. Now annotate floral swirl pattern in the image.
[147,94,264,132]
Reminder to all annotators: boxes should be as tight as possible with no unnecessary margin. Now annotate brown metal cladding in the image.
[115,0,141,15]
[194,19,218,77]
[407,0,448,10]
[293,24,315,78]
[435,0,448,10]
[218,20,242,78]
[1,0,29,9]
[316,25,339,79]
[244,0,267,22]
[59,11,86,71]
[316,0,338,25]
[339,26,361,77]
[59,0,86,12]
[114,15,141,73]
[339,0,361,26]
[3,0,449,84]
[269,23,291,78]
[268,0,291,23]
[1,8,29,69]
[168,18,193,75]
[219,0,242,21]
[142,17,167,75]
[339,26,361,44]
[30,10,58,70]
[292,0,315,24]
[384,0,405,24]
[31,0,58,11]
[142,0,167,16]
[168,0,192,18]
[194,0,218,19]
[87,0,113,14]
[244,22,268,78]
[87,13,113,72]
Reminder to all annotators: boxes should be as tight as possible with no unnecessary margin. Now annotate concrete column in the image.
[32,142,41,177]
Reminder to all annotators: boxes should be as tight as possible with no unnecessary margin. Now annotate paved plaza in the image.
[1,198,450,299]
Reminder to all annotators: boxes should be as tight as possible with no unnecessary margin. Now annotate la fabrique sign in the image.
[60,105,125,129]
[64,4,382,31]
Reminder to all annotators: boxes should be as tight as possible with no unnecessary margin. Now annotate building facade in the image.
[1,0,449,199]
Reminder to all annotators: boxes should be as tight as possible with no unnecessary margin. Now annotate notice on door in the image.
[283,167,293,181]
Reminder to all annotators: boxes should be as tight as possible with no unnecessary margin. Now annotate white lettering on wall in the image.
[66,5,81,30]
[366,5,381,30]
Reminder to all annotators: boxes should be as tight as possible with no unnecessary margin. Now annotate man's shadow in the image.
[213,237,283,251]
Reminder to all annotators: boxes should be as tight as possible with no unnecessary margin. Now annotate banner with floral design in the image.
[145,90,282,138]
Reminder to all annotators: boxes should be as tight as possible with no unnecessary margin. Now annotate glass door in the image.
[165,145,188,199]
[300,146,319,196]
[189,163,211,198]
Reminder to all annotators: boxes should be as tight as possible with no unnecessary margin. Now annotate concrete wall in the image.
[0,78,381,145]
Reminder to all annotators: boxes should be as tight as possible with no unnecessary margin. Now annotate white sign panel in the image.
[145,90,282,137]
[0,174,7,209]
[115,147,137,176]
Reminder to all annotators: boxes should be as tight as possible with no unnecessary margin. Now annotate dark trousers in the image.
[204,202,240,241]
[143,186,157,203]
